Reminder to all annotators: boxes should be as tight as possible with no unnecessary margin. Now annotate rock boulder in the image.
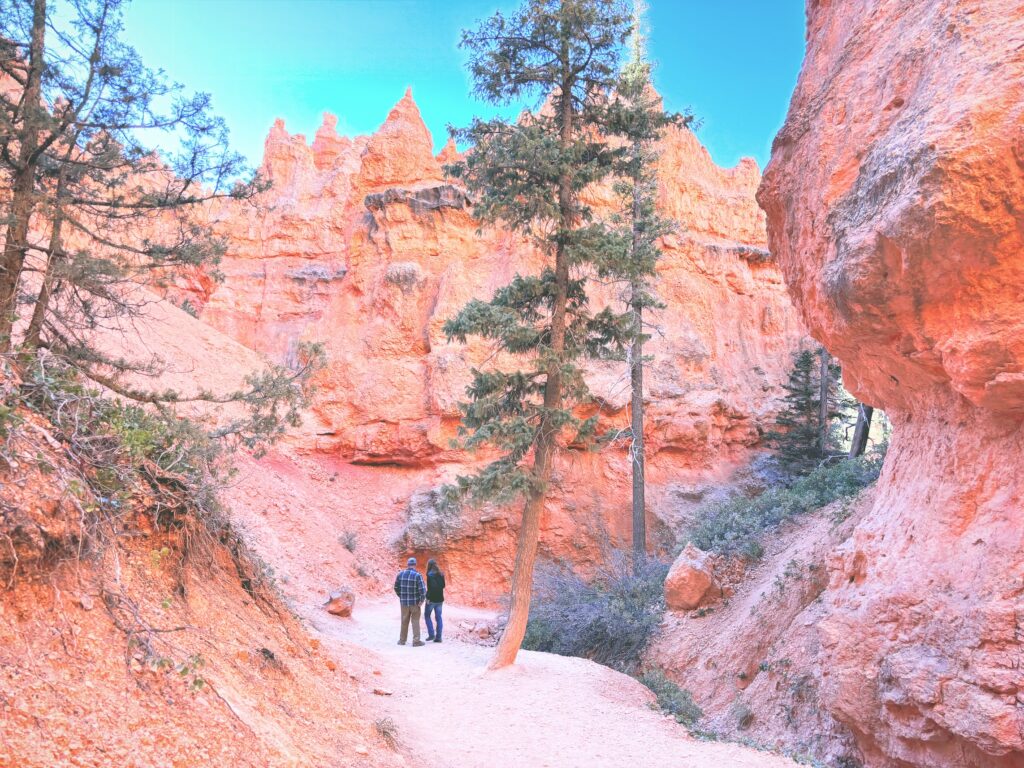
[324,588,356,617]
[665,544,718,611]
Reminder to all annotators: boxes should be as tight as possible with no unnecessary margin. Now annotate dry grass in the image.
[374,717,400,750]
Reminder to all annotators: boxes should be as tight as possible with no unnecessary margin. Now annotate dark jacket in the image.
[426,570,445,603]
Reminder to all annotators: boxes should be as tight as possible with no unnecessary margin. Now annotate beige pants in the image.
[399,603,421,644]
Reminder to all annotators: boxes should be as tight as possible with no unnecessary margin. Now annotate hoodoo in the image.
[195,89,806,601]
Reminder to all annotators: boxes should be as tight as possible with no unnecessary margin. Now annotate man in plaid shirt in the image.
[394,557,427,646]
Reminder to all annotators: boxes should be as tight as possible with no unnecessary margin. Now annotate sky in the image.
[121,0,806,171]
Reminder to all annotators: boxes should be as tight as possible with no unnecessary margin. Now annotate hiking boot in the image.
[412,641,425,647]
[433,638,442,643]
[397,641,406,645]
[425,635,435,642]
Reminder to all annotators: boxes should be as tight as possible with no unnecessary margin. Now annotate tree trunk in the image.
[23,194,64,349]
[488,428,555,670]
[0,0,47,350]
[489,47,575,671]
[629,300,645,562]
[24,165,69,349]
[629,138,646,563]
[818,347,831,457]
[849,404,874,458]
[489,238,567,669]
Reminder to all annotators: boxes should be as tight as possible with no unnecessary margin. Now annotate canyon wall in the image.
[186,89,805,601]
[757,1,1024,766]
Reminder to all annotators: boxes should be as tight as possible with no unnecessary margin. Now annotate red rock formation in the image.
[357,87,444,192]
[196,89,805,600]
[757,2,1024,766]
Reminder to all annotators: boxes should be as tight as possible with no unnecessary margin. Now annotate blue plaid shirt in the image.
[394,568,426,606]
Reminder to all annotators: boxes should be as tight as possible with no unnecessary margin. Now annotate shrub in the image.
[374,717,399,750]
[732,701,755,730]
[17,364,222,529]
[384,262,422,291]
[3,349,319,586]
[522,553,668,673]
[638,668,703,728]
[688,455,883,557]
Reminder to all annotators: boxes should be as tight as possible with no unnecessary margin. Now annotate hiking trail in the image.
[309,598,799,768]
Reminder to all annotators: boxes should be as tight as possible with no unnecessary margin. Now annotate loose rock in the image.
[324,588,356,617]
[664,544,718,611]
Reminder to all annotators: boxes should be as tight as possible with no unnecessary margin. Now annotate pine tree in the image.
[602,0,690,562]
[444,0,632,669]
[0,0,260,365]
[768,347,850,476]
[0,0,316,444]
[769,349,824,476]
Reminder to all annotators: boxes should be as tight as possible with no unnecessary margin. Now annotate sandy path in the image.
[310,599,797,768]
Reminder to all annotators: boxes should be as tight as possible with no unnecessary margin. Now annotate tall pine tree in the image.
[444,0,632,669]
[769,350,822,475]
[603,0,689,561]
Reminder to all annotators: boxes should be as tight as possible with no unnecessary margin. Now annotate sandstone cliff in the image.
[187,89,805,601]
[757,2,1024,766]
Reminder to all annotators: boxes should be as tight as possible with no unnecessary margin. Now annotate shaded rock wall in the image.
[757,1,1024,765]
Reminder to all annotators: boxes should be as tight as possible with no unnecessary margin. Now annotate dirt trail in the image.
[309,598,797,768]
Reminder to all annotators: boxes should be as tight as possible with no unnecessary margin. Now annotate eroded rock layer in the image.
[193,89,804,600]
[757,2,1024,765]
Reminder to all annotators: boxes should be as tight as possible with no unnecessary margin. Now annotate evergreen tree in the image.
[602,0,690,562]
[0,0,315,444]
[0,0,260,365]
[770,350,822,475]
[768,347,850,476]
[444,0,632,669]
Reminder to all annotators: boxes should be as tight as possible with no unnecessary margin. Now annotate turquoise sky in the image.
[122,1,806,171]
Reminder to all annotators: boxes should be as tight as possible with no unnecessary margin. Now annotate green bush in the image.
[522,554,668,674]
[689,455,883,557]
[638,668,703,727]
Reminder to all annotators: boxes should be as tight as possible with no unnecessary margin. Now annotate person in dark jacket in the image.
[424,558,445,643]
[394,557,426,646]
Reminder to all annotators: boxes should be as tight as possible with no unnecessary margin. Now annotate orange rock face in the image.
[197,89,804,600]
[757,2,1024,766]
[0,399,401,768]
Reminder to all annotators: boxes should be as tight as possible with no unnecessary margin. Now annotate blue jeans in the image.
[425,601,443,640]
